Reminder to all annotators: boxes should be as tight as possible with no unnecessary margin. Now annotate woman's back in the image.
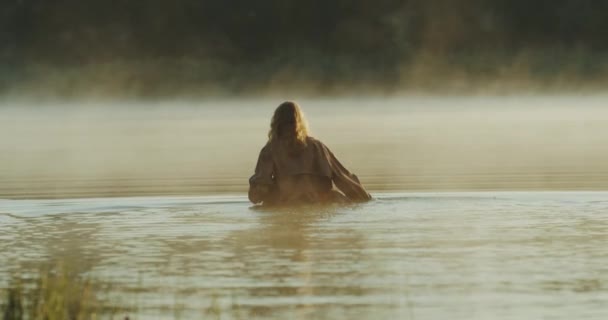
[248,101,371,206]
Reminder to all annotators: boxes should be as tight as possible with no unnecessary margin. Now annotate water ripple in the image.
[1,192,607,319]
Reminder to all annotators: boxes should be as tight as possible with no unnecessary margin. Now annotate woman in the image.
[248,101,372,206]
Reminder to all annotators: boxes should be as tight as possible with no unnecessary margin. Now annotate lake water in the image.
[1,96,608,318]
[2,95,608,198]
[1,192,607,319]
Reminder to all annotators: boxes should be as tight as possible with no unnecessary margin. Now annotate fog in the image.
[2,95,607,199]
[3,1,608,98]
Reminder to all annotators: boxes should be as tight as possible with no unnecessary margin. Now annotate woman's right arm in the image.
[323,144,372,202]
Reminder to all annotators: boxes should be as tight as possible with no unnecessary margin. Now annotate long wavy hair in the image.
[268,101,309,149]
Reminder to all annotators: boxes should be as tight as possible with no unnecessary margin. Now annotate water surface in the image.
[1,192,607,319]
[2,96,608,318]
[2,95,608,198]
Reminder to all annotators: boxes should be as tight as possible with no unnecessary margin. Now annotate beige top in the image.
[248,137,371,205]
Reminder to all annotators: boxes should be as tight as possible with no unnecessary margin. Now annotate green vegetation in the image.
[2,0,608,97]
[1,264,122,320]
[1,265,242,319]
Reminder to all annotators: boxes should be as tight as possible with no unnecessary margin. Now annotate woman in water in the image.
[248,101,372,206]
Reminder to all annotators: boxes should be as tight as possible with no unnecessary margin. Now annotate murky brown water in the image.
[1,96,608,318]
[1,193,607,319]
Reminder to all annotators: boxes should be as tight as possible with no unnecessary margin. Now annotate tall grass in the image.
[2,264,243,320]
[1,263,113,320]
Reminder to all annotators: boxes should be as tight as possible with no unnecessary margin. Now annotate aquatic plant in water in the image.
[1,264,105,320]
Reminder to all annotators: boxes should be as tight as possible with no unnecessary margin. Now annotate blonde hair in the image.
[268,101,309,148]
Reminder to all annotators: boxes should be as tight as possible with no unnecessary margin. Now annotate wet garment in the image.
[248,137,371,205]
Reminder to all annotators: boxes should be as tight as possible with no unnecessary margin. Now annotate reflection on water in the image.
[1,193,607,319]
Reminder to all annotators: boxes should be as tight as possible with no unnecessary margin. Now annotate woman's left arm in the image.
[248,144,275,204]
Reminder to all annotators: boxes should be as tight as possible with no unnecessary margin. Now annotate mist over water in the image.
[4,1,608,97]
[2,96,608,319]
[1,95,608,199]
[3,2,608,318]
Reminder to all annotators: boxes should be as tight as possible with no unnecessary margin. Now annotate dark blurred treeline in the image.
[1,0,608,97]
